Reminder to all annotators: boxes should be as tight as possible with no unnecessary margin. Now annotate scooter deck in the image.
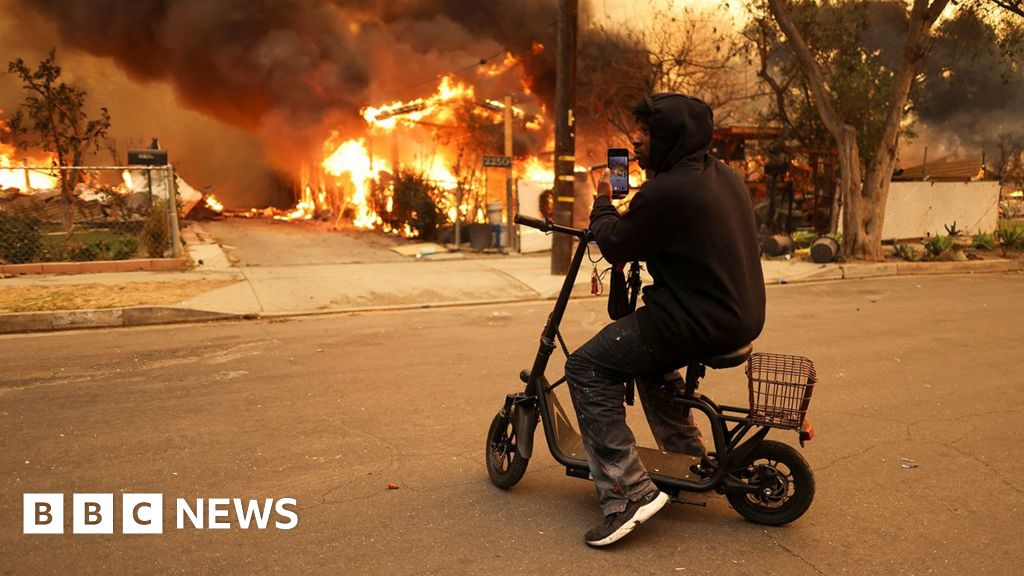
[559,436,705,484]
[547,395,705,484]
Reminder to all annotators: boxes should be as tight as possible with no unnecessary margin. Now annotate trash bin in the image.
[467,223,492,251]
[762,234,794,256]
[486,202,504,247]
[810,236,839,263]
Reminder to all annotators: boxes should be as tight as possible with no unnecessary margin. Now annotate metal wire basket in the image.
[745,352,817,429]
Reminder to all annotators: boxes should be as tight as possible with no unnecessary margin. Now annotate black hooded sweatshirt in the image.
[590,93,765,361]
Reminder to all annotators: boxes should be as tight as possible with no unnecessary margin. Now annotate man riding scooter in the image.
[564,93,766,547]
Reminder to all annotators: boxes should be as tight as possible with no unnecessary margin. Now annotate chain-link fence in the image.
[0,165,181,265]
[881,181,1001,240]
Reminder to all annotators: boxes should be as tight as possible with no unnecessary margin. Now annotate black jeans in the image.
[564,312,705,515]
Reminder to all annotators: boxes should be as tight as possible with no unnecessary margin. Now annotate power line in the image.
[384,50,508,98]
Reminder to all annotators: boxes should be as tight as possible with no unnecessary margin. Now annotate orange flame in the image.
[322,136,389,228]
[204,194,224,213]
[0,114,59,192]
[362,76,475,130]
[272,56,557,235]
[479,52,520,77]
[519,157,554,184]
[275,185,317,221]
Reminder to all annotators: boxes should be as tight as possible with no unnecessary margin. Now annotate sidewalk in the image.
[1,224,1021,334]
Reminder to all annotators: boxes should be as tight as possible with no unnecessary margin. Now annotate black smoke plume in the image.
[3,1,642,205]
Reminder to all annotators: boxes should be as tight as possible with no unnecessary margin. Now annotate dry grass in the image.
[0,279,241,313]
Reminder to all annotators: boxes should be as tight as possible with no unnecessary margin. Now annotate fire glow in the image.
[0,114,59,192]
[240,53,557,236]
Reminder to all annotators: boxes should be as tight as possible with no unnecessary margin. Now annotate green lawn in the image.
[39,228,141,261]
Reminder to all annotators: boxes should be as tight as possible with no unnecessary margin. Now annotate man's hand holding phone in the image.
[597,169,613,199]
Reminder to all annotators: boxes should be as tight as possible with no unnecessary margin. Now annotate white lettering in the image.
[274,498,299,530]
[176,498,203,529]
[233,499,273,529]
[207,498,231,529]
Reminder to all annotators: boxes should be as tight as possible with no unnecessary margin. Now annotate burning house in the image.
[1,0,584,243]
[254,67,558,238]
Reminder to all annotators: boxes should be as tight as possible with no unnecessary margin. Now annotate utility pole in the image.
[552,0,578,275]
[504,95,516,252]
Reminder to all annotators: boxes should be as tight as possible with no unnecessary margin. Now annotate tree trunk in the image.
[844,0,950,261]
[54,150,73,233]
[846,165,887,260]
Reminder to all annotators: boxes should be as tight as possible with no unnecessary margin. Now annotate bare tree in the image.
[577,3,760,153]
[638,5,761,126]
[994,133,1024,188]
[8,49,111,231]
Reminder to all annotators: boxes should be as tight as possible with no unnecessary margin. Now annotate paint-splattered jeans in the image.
[564,312,705,516]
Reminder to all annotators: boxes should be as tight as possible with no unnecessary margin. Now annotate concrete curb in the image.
[770,258,1023,285]
[834,258,1022,281]
[0,258,190,276]
[0,284,598,335]
[891,259,1024,276]
[1,259,1019,335]
[0,306,242,335]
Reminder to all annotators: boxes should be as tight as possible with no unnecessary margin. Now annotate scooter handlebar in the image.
[514,214,547,229]
[514,214,590,239]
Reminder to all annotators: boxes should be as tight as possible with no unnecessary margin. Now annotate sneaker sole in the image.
[586,491,669,547]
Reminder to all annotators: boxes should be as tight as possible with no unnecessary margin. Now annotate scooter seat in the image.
[699,343,753,369]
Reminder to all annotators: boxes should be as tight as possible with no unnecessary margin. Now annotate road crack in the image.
[762,528,825,575]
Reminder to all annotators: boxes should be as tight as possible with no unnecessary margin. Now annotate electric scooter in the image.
[485,214,818,525]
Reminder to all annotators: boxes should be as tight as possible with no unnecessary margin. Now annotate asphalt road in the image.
[2,273,1022,575]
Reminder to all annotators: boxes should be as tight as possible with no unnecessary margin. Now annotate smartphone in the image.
[608,148,630,199]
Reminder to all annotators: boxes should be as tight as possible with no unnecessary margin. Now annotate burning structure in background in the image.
[2,0,571,224]
[0,1,750,236]
[268,64,555,235]
[5,0,1020,236]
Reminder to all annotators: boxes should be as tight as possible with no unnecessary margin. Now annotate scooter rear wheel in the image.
[486,411,529,489]
[726,440,814,526]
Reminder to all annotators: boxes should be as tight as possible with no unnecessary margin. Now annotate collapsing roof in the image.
[893,157,998,181]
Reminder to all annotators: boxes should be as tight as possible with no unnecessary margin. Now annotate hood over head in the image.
[633,93,714,173]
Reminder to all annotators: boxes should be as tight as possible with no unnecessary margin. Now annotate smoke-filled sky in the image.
[1,0,1018,206]
[0,0,576,206]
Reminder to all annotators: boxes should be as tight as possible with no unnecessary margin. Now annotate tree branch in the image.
[767,0,847,137]
[989,0,1024,18]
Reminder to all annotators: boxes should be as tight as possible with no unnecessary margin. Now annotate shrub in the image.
[895,244,924,262]
[44,233,139,262]
[996,223,1024,249]
[68,241,99,262]
[386,171,443,240]
[925,234,952,259]
[971,230,996,251]
[107,236,139,260]
[791,230,817,249]
[142,202,169,257]
[0,212,42,263]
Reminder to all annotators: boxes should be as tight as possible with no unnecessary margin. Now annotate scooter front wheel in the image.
[486,411,529,489]
[726,440,815,526]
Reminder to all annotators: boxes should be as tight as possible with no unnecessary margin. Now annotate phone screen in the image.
[608,149,629,199]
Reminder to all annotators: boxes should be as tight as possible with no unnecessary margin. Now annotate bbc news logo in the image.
[23,493,298,534]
